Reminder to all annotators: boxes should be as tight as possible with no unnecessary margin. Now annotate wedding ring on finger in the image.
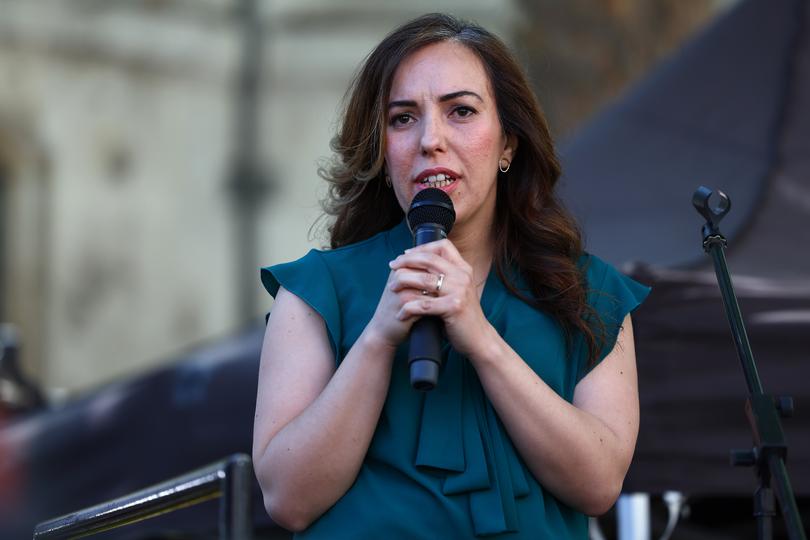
[435,273,445,293]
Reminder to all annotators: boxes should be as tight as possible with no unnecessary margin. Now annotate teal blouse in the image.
[261,220,649,539]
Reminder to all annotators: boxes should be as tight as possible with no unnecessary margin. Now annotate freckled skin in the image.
[384,41,514,240]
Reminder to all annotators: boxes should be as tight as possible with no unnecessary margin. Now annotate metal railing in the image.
[33,453,253,539]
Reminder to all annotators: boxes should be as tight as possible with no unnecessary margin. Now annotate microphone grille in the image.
[407,188,456,234]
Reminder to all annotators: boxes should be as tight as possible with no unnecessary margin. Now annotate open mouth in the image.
[419,173,455,189]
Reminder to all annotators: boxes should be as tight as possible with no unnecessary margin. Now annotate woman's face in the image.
[384,41,516,235]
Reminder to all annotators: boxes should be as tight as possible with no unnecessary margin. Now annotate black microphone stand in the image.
[692,186,807,540]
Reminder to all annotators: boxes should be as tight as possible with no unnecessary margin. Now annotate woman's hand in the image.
[387,239,494,357]
[364,266,427,350]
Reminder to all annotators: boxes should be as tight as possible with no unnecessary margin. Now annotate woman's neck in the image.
[449,221,495,291]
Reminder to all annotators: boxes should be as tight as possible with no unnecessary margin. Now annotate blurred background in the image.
[6,0,810,538]
[0,0,727,397]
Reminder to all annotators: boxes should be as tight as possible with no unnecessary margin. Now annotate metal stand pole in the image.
[692,186,806,540]
[219,453,253,540]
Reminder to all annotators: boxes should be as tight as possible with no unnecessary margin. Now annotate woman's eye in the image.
[453,106,477,118]
[390,113,413,126]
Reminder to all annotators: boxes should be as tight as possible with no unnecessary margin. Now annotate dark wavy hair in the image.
[320,13,605,364]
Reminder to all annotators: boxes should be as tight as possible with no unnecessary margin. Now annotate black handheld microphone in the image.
[405,188,456,391]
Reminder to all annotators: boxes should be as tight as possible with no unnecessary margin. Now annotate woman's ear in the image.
[502,133,518,162]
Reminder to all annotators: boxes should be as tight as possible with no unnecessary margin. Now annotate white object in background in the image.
[588,516,607,540]
[660,491,687,540]
[617,492,651,540]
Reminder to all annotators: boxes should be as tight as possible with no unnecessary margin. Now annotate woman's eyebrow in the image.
[439,90,483,103]
[388,99,417,109]
[387,90,484,110]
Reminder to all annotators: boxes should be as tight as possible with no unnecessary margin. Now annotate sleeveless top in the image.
[260,220,650,539]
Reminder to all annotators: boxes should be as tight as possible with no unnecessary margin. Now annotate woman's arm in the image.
[470,315,639,516]
[252,286,398,532]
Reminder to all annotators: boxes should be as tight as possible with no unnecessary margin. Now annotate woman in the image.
[253,13,649,539]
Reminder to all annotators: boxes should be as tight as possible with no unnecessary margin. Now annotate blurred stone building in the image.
[0,0,729,396]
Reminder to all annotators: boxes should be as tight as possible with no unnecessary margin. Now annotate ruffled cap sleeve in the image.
[578,254,650,381]
[260,249,341,359]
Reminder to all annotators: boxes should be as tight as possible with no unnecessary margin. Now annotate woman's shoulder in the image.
[577,252,612,287]
[262,222,408,292]
[314,221,408,266]
[319,227,395,257]
[577,251,650,315]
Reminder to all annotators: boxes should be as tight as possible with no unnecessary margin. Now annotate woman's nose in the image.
[420,114,446,156]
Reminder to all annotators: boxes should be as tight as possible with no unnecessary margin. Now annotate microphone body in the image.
[408,224,446,391]
[405,188,455,391]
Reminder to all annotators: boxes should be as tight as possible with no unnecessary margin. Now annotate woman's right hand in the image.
[365,266,431,348]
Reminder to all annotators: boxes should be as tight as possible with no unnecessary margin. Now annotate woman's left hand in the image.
[388,239,494,357]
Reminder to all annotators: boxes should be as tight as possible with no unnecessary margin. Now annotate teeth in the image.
[420,173,454,188]
[424,179,452,188]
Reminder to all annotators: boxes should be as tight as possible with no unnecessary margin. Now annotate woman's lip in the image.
[413,167,461,183]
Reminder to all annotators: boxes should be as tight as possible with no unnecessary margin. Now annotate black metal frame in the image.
[693,186,807,540]
[33,453,253,539]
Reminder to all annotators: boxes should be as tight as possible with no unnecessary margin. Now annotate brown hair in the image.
[321,13,605,364]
